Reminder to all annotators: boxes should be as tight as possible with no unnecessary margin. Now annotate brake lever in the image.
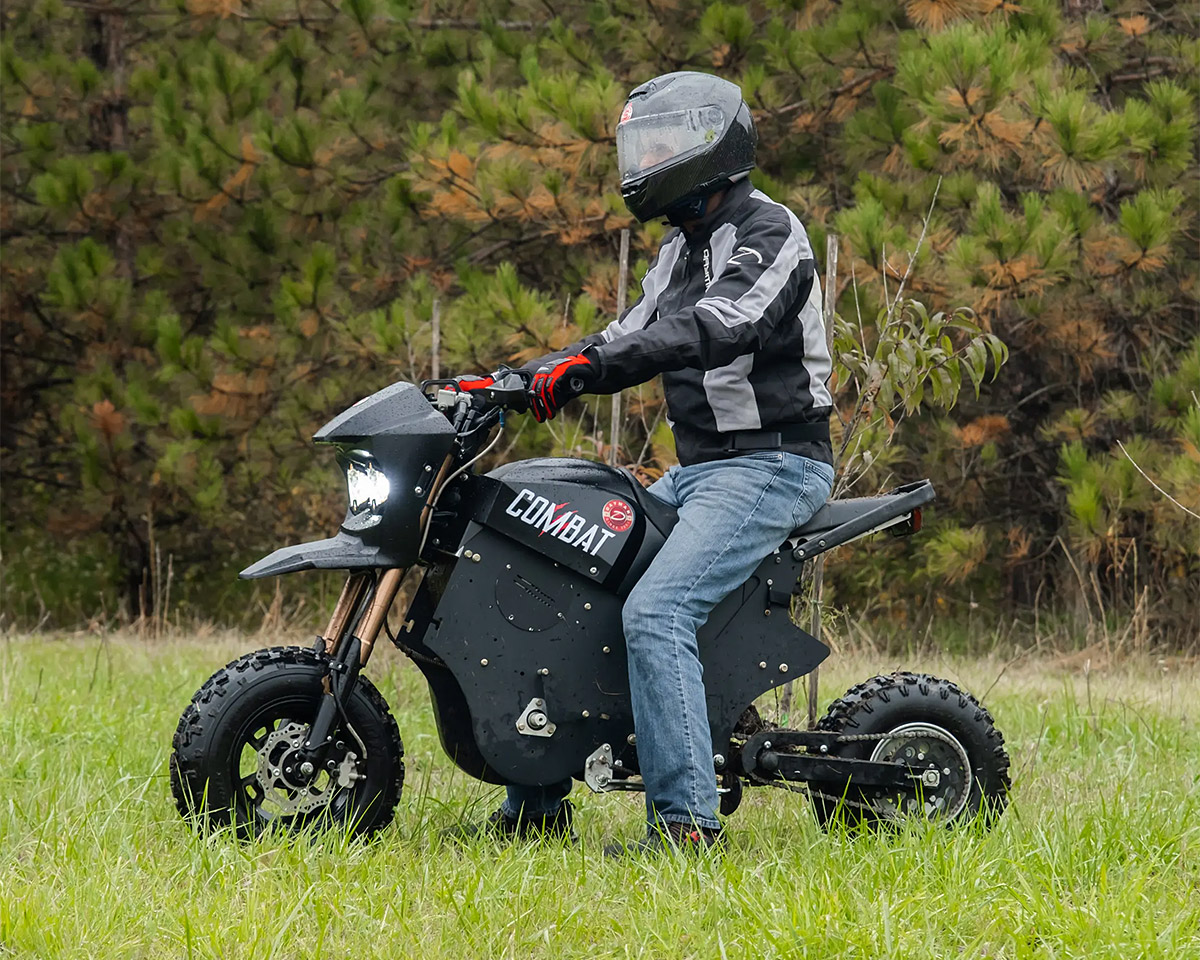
[511,376,584,413]
[420,378,461,400]
[481,372,531,412]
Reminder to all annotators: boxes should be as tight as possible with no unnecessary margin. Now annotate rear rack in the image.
[792,480,936,561]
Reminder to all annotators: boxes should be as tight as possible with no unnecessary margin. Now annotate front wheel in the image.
[810,671,1010,830]
[170,646,404,838]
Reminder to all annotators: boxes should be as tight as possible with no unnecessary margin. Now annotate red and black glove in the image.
[529,352,599,422]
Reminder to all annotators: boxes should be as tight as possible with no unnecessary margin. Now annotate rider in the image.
[457,71,834,855]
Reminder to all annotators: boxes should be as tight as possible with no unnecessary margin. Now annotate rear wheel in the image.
[810,672,1009,830]
[170,646,404,839]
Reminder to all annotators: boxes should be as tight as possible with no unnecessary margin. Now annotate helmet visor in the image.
[616,105,727,182]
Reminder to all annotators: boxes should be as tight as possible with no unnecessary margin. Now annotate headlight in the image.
[345,453,390,514]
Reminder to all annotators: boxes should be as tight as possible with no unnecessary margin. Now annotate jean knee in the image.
[622,584,663,649]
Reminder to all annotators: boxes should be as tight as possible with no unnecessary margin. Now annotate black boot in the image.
[446,800,577,844]
[603,820,723,859]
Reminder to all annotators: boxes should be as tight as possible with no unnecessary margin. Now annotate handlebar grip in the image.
[568,376,585,393]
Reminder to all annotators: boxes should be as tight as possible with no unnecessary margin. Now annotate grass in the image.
[1,631,1198,959]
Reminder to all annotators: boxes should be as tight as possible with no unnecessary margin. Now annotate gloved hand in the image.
[529,352,599,422]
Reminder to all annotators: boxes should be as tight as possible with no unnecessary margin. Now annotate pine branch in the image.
[1116,440,1200,521]
[767,67,895,118]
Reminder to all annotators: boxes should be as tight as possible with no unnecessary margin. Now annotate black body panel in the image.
[313,380,455,447]
[484,458,676,594]
[487,459,679,537]
[390,570,506,784]
[424,523,828,786]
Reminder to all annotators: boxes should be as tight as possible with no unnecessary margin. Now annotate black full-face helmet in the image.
[616,71,756,223]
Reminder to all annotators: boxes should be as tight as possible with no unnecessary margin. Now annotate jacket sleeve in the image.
[591,212,815,391]
[516,232,685,391]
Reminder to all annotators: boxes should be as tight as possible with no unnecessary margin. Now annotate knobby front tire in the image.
[170,646,404,839]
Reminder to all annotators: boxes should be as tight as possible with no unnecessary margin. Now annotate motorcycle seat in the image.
[788,480,936,555]
[792,496,889,538]
[628,477,936,551]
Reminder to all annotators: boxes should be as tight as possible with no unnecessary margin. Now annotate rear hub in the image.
[868,722,972,820]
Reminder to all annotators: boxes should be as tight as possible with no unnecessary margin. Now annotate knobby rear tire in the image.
[170,646,404,839]
[811,671,1010,831]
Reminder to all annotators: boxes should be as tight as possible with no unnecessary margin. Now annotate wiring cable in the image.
[415,411,506,559]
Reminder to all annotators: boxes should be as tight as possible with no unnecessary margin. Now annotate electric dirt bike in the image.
[170,375,1010,838]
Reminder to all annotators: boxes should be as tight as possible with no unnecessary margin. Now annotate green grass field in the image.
[1,633,1197,959]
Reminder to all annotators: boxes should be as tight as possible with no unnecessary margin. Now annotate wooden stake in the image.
[806,233,839,730]
[431,297,441,380]
[146,502,156,639]
[153,544,162,639]
[163,552,173,636]
[609,229,630,467]
[779,233,838,723]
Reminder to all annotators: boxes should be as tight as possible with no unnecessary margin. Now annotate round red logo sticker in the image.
[602,498,633,533]
[619,102,633,125]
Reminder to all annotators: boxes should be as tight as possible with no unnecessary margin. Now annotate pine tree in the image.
[2,2,469,617]
[3,0,1197,638]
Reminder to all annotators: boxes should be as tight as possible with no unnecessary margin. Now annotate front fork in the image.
[298,454,454,766]
[298,568,408,762]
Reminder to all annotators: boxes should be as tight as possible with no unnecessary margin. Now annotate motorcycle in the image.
[170,374,1010,838]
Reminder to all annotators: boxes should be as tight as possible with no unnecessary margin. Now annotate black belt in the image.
[727,422,831,451]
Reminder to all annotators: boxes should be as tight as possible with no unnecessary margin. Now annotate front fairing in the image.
[239,530,394,579]
[239,382,455,578]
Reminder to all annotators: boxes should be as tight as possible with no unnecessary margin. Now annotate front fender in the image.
[239,531,402,579]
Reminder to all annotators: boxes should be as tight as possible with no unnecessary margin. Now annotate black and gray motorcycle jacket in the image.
[536,179,833,467]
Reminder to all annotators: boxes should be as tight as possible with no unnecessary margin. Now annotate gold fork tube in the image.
[321,572,371,656]
[337,451,459,665]
[353,567,407,665]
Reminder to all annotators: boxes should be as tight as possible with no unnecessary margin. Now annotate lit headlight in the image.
[345,455,390,514]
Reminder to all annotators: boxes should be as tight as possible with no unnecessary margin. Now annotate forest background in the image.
[2,0,1197,646]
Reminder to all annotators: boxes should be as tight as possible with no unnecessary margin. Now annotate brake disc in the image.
[255,721,362,816]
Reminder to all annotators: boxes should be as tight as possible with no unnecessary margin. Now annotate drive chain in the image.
[762,728,965,817]
[834,728,962,746]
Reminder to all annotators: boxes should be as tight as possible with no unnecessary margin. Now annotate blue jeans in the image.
[502,451,835,831]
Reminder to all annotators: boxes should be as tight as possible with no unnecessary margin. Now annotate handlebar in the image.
[418,373,530,453]
[478,372,584,407]
[416,368,583,465]
[419,373,530,416]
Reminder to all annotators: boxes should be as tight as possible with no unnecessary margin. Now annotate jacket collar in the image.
[679,178,755,243]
